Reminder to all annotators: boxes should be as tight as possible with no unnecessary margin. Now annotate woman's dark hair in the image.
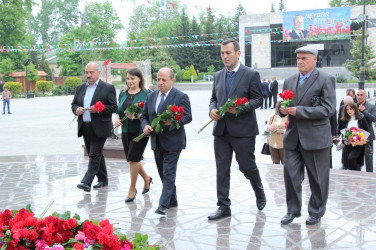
[341,102,359,121]
[125,67,146,91]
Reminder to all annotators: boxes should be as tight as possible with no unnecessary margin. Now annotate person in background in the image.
[267,101,288,164]
[337,96,354,169]
[148,84,154,92]
[338,102,370,171]
[267,79,273,109]
[72,62,117,192]
[270,76,279,109]
[357,89,376,173]
[261,79,269,110]
[114,68,152,203]
[2,87,12,115]
[339,89,357,107]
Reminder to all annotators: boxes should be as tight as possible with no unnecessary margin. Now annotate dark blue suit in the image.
[261,81,269,109]
[140,87,192,208]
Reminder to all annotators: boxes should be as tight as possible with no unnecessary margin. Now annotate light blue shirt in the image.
[83,80,99,122]
[155,87,172,113]
[299,69,314,85]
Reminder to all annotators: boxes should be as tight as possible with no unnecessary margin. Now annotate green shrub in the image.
[52,85,67,96]
[3,82,22,95]
[336,74,348,83]
[182,65,198,82]
[65,77,82,94]
[175,69,185,82]
[36,81,54,95]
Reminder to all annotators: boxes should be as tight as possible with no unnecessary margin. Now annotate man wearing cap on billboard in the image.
[278,45,336,225]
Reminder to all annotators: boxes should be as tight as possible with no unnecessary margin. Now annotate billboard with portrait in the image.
[282,7,351,42]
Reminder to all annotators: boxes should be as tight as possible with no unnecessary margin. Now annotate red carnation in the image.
[83,221,101,240]
[63,218,78,230]
[234,98,243,106]
[170,105,179,113]
[178,107,184,115]
[241,97,248,104]
[138,102,145,108]
[73,243,85,250]
[279,90,294,108]
[93,101,105,112]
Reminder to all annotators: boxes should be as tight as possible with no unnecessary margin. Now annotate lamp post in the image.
[104,59,112,83]
[143,60,148,87]
[80,12,87,82]
[358,0,366,90]
[23,59,31,98]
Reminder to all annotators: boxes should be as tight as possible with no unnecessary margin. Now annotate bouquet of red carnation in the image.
[69,101,105,125]
[332,135,341,146]
[112,102,145,132]
[198,96,248,133]
[133,104,184,142]
[279,90,294,108]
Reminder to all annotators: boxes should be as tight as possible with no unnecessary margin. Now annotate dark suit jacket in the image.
[71,80,117,138]
[270,80,279,95]
[280,68,336,151]
[261,81,269,96]
[209,64,263,138]
[360,101,376,141]
[289,29,309,40]
[140,87,192,151]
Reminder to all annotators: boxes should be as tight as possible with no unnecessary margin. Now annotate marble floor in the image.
[1,154,375,249]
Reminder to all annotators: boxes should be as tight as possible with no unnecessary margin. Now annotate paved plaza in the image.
[1,87,376,249]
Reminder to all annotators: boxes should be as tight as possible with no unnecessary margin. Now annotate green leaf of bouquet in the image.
[26,204,32,213]
[142,234,149,241]
[1,243,8,250]
[151,118,158,127]
[170,123,176,131]
[74,213,80,220]
[176,123,180,130]
[155,123,161,133]
[135,232,142,241]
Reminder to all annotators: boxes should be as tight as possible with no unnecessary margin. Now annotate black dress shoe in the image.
[77,183,91,192]
[169,200,178,208]
[125,190,137,203]
[155,206,167,215]
[306,216,321,225]
[93,182,108,189]
[256,191,267,210]
[281,212,301,225]
[208,208,231,220]
[142,177,153,194]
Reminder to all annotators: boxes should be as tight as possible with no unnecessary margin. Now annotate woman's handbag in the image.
[261,142,271,155]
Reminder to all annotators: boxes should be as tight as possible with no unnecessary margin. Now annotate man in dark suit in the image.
[208,39,266,220]
[71,62,117,192]
[261,79,269,109]
[140,67,192,215]
[279,46,336,225]
[270,76,279,108]
[357,89,376,173]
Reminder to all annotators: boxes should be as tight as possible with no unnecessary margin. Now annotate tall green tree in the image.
[56,1,124,76]
[278,0,286,12]
[0,0,32,70]
[329,0,376,7]
[26,62,39,82]
[271,3,276,12]
[233,3,245,32]
[344,31,376,80]
[31,0,80,44]
[39,54,53,81]
[0,59,15,82]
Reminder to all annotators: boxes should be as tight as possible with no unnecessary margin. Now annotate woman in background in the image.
[114,68,152,202]
[267,101,288,164]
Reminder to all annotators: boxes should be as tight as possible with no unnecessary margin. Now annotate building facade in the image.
[239,5,376,69]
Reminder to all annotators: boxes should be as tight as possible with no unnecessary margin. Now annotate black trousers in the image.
[81,123,108,186]
[214,134,264,209]
[154,138,180,208]
[364,141,373,172]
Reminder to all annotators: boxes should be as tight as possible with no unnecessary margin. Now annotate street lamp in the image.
[23,59,31,98]
[358,0,367,90]
[104,59,112,83]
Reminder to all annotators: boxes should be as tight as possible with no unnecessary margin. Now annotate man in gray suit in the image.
[208,40,266,220]
[357,89,376,172]
[279,46,336,225]
[141,67,192,215]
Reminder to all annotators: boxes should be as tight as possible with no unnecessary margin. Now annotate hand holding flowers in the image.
[279,90,294,108]
[112,102,145,132]
[341,127,369,147]
[198,96,248,133]
[133,105,184,142]
[69,101,105,126]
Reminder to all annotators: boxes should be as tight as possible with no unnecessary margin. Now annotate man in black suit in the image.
[357,89,376,172]
[141,67,192,215]
[208,39,266,220]
[71,62,117,192]
[261,79,269,109]
[270,76,279,108]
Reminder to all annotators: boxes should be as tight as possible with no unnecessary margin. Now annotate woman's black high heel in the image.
[142,177,153,194]
[125,190,137,203]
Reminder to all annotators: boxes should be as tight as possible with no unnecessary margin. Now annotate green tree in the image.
[31,0,79,44]
[3,82,23,95]
[329,0,376,7]
[271,3,276,12]
[278,0,286,12]
[0,0,32,70]
[26,63,39,82]
[0,59,15,82]
[39,54,53,81]
[36,80,54,95]
[65,77,82,94]
[183,65,197,81]
[233,3,245,32]
[344,31,376,80]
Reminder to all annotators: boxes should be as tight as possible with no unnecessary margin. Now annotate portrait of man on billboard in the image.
[289,15,309,40]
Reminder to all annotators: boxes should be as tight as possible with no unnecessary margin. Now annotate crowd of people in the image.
[70,39,374,227]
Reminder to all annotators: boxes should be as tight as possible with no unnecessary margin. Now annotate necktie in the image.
[299,31,304,39]
[299,76,307,86]
[157,93,165,113]
[226,71,235,97]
